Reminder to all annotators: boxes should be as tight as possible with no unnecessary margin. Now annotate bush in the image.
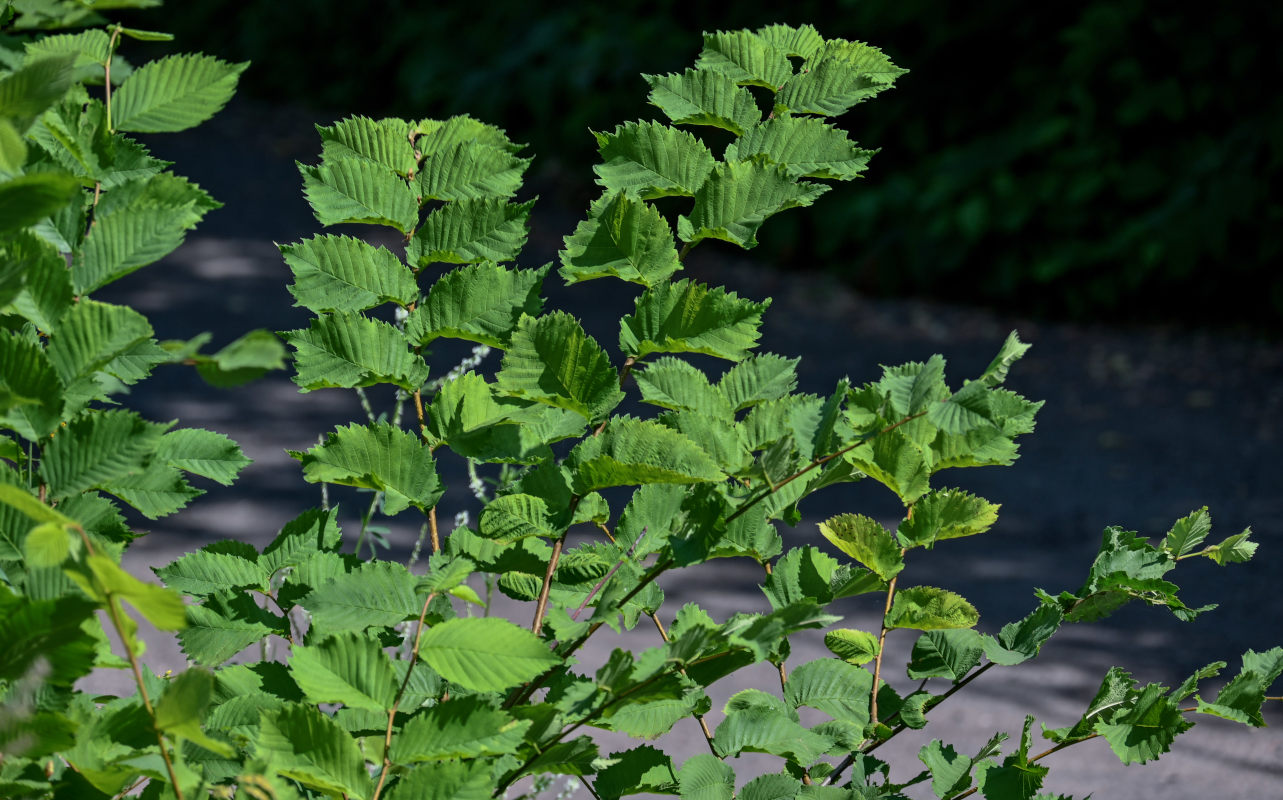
[0,5,1278,800]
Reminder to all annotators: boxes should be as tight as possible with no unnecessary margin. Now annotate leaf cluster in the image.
[0,13,1277,800]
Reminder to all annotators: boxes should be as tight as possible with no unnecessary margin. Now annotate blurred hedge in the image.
[141,0,1282,327]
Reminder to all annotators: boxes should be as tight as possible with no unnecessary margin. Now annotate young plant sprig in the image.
[0,12,1278,800]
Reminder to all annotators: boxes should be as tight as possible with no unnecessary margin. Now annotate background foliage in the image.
[135,0,1283,327]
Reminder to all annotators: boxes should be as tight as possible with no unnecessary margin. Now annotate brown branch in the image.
[103,596,184,800]
[428,506,440,556]
[651,612,717,754]
[531,536,564,637]
[372,592,438,800]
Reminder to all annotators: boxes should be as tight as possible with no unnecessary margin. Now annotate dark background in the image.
[123,0,1283,329]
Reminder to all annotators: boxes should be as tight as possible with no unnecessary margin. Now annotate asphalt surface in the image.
[84,99,1283,799]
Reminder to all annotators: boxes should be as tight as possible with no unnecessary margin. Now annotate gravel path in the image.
[87,99,1282,799]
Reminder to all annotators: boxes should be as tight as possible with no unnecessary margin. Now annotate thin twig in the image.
[570,526,649,621]
[506,556,674,709]
[531,536,565,636]
[428,506,440,555]
[103,596,184,799]
[372,592,438,800]
[651,612,717,754]
[726,411,927,524]
[869,552,905,729]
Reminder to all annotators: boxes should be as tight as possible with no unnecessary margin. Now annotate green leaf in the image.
[156,428,250,486]
[416,140,531,201]
[389,696,530,764]
[776,39,907,117]
[906,629,984,681]
[974,716,1049,798]
[567,416,725,493]
[1205,528,1257,565]
[0,54,77,131]
[1160,506,1213,558]
[761,545,839,608]
[300,156,418,232]
[72,203,194,294]
[595,746,678,800]
[424,371,582,461]
[713,706,831,764]
[115,27,176,42]
[634,357,730,415]
[257,703,374,799]
[677,159,828,249]
[155,544,264,597]
[290,630,399,712]
[897,489,1000,549]
[978,331,1032,387]
[194,328,287,388]
[824,628,879,666]
[918,740,975,799]
[885,586,979,631]
[880,355,947,417]
[418,617,560,692]
[387,760,493,800]
[1096,685,1191,764]
[927,382,999,439]
[282,312,430,392]
[261,507,342,576]
[0,117,25,173]
[697,30,793,90]
[281,234,418,313]
[317,115,416,176]
[678,754,735,800]
[592,120,716,199]
[0,173,82,235]
[0,331,63,433]
[479,493,557,543]
[39,409,169,500]
[416,114,524,154]
[603,689,709,739]
[179,591,278,665]
[1171,661,1226,702]
[0,482,79,532]
[645,69,760,136]
[4,231,72,334]
[0,590,97,685]
[406,262,547,348]
[731,116,876,180]
[559,191,681,287]
[25,29,110,68]
[818,513,904,582]
[620,278,769,361]
[111,54,246,133]
[45,299,153,403]
[755,23,824,60]
[23,521,73,567]
[981,604,1063,667]
[718,353,799,412]
[300,560,421,632]
[1195,648,1283,727]
[495,311,624,423]
[290,422,443,514]
[154,668,234,757]
[83,554,187,630]
[844,427,931,503]
[409,197,533,266]
[784,658,874,726]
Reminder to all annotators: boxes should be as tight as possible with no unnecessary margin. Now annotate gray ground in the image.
[89,100,1282,799]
